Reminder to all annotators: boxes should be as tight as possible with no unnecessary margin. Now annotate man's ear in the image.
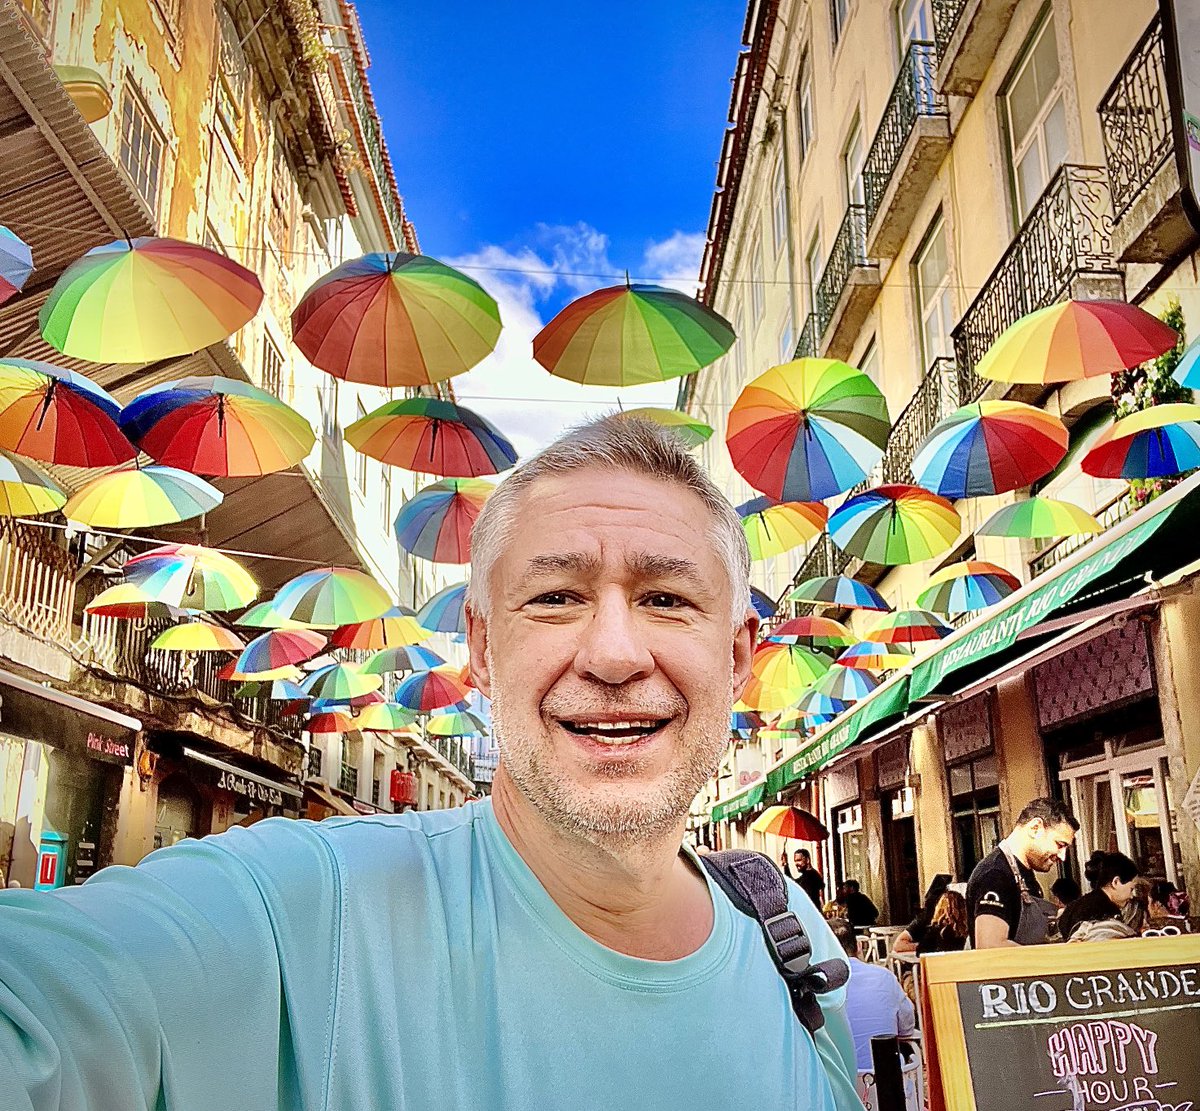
[465,602,492,698]
[732,609,759,698]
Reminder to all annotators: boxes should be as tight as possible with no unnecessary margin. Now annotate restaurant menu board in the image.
[922,937,1200,1111]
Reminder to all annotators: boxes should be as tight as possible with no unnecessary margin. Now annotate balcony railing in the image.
[339,764,359,796]
[881,357,958,484]
[341,53,406,244]
[0,519,76,643]
[951,164,1119,403]
[1099,16,1171,224]
[931,0,968,61]
[863,42,948,229]
[815,205,871,339]
[430,735,476,782]
[1029,491,1136,577]
[794,313,820,359]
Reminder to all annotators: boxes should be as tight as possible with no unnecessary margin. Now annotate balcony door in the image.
[895,0,932,52]
[915,216,954,366]
[843,117,866,207]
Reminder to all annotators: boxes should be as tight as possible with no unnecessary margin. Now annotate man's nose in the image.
[573,593,655,685]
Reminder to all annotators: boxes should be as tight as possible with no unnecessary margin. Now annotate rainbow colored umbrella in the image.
[40,237,263,362]
[865,608,952,647]
[750,805,829,840]
[232,678,311,704]
[740,501,828,561]
[346,397,516,478]
[738,673,801,712]
[0,450,64,517]
[975,299,1179,384]
[813,665,878,702]
[616,408,713,448]
[150,622,245,652]
[234,629,327,675]
[917,561,1021,615]
[362,645,445,675]
[291,252,501,388]
[828,485,959,565]
[84,583,191,622]
[120,377,314,477]
[426,711,489,736]
[123,544,258,611]
[300,662,382,701]
[730,706,765,732]
[727,358,890,501]
[394,478,492,564]
[416,582,468,635]
[912,400,1068,498]
[1171,336,1200,387]
[533,283,734,386]
[329,606,430,650]
[270,568,392,628]
[796,686,849,718]
[0,226,33,306]
[751,643,832,692]
[235,602,312,630]
[1081,403,1200,479]
[63,466,222,527]
[786,575,890,611]
[304,711,358,735]
[0,358,134,467]
[218,660,301,682]
[834,641,914,670]
[763,616,854,650]
[749,588,778,619]
[976,496,1101,539]
[394,668,473,713]
[356,702,419,732]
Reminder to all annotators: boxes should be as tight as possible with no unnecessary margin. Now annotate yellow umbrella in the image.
[150,622,245,652]
[740,501,828,561]
[64,466,222,527]
[0,450,65,517]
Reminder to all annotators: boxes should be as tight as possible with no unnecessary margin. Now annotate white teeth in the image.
[575,720,657,731]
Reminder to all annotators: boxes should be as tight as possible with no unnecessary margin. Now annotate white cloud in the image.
[640,231,707,294]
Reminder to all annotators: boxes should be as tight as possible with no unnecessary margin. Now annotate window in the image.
[771,160,788,256]
[1004,14,1068,222]
[805,230,824,315]
[914,215,954,365]
[796,53,815,163]
[858,337,880,384]
[749,234,765,326]
[843,116,865,207]
[727,300,745,383]
[830,0,849,46]
[261,335,284,399]
[268,130,293,256]
[950,754,1001,879]
[382,464,394,525]
[215,6,246,145]
[308,745,322,779]
[778,314,794,364]
[320,380,340,442]
[118,78,165,213]
[895,0,931,53]
[354,400,369,493]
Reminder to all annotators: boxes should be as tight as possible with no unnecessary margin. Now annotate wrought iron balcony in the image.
[880,358,958,484]
[794,313,820,359]
[813,205,880,359]
[931,0,967,60]
[1028,491,1136,578]
[863,41,950,257]
[931,0,1019,97]
[951,164,1121,404]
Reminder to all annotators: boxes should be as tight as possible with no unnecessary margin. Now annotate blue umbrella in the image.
[749,588,778,619]
[786,575,890,611]
[416,581,468,634]
[0,226,33,305]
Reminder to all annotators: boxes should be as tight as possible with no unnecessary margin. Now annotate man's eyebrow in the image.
[520,552,601,577]
[624,552,706,584]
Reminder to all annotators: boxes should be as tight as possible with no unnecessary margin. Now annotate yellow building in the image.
[686,0,1200,925]
[0,0,473,889]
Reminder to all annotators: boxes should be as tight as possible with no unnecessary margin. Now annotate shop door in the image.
[884,790,920,923]
[155,775,199,850]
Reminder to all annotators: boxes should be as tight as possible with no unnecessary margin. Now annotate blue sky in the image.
[355,0,746,452]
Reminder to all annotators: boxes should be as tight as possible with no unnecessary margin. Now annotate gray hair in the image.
[467,415,752,619]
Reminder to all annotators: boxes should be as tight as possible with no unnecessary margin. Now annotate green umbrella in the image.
[976,496,1101,539]
[426,711,489,736]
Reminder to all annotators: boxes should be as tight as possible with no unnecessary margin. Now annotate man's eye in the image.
[529,592,575,606]
[644,592,687,609]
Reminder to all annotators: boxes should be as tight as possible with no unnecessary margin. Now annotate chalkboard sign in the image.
[922,936,1200,1111]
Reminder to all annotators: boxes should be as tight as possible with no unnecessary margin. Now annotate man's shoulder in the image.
[966,848,1012,891]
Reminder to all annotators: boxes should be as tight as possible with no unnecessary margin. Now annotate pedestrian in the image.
[791,847,825,907]
[965,797,1078,948]
[828,918,916,1072]
[0,417,862,1111]
[838,879,879,929]
[1058,851,1138,941]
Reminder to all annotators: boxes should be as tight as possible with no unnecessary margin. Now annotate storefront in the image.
[875,735,919,923]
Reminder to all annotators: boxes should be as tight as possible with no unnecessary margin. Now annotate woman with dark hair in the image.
[892,873,951,954]
[1059,851,1139,941]
[1146,880,1191,933]
[917,891,968,955]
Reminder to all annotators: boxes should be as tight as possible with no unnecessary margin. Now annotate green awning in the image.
[711,782,765,823]
[765,676,911,794]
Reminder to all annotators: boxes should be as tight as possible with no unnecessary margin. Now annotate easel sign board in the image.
[922,936,1200,1111]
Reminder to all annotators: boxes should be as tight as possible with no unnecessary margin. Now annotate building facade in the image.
[686,0,1200,925]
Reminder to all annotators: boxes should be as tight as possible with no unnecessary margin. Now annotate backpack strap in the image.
[701,848,849,1035]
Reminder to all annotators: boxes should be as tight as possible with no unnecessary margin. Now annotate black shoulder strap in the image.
[701,848,849,1035]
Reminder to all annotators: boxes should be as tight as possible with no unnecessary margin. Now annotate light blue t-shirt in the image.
[0,800,860,1110]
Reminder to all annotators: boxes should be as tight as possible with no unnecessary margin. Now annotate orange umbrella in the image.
[751,805,829,840]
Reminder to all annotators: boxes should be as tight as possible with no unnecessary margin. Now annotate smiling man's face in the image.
[467,466,756,840]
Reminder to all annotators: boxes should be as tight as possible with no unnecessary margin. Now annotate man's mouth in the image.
[557,718,671,745]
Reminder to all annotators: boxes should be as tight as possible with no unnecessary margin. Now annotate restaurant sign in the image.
[215,769,285,808]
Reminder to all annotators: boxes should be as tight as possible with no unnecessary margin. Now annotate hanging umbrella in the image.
[616,407,714,448]
[737,673,803,712]
[329,605,431,649]
[749,587,778,619]
[974,299,1179,384]
[394,477,492,564]
[740,501,828,561]
[730,705,765,732]
[1171,336,1200,387]
[726,358,890,501]
[304,711,358,735]
[346,397,517,478]
[232,678,311,704]
[786,574,891,611]
[813,664,879,702]
[763,616,855,650]
[150,622,245,652]
[84,583,192,622]
[750,805,830,840]
[0,358,134,467]
[865,608,953,647]
[394,668,473,713]
[917,561,1021,615]
[0,226,33,306]
[270,567,392,628]
[64,466,222,527]
[235,601,312,630]
[796,686,849,718]
[291,252,501,388]
[356,702,419,733]
[834,641,915,670]
[1081,403,1200,479]
[120,377,314,477]
[123,544,258,611]
[828,484,960,565]
[750,643,832,692]
[533,283,735,386]
[416,582,468,635]
[426,711,489,736]
[0,450,65,517]
[976,496,1101,539]
[300,662,382,702]
[362,645,445,675]
[40,237,262,363]
[217,660,302,682]
[233,629,327,675]
[912,400,1068,498]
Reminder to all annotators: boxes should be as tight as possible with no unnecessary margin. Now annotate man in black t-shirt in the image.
[966,797,1079,948]
[790,848,825,907]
